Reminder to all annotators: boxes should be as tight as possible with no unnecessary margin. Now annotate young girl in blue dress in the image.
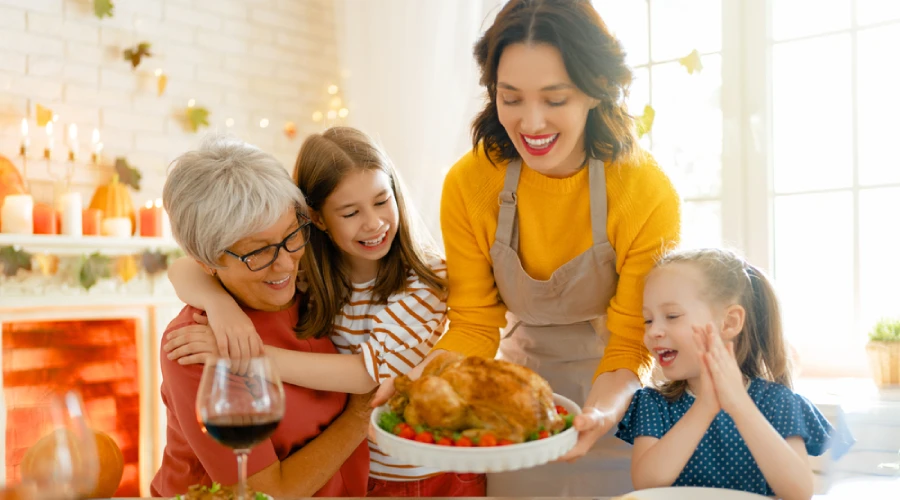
[616,248,853,500]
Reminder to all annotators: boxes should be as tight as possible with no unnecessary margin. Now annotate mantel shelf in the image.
[0,234,180,256]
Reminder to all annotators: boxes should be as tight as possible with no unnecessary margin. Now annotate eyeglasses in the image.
[224,216,312,272]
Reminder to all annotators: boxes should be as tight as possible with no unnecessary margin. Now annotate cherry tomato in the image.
[538,430,550,439]
[414,431,434,444]
[479,434,497,447]
[498,439,516,446]
[436,436,454,446]
[395,424,416,440]
[455,436,473,447]
[555,405,568,416]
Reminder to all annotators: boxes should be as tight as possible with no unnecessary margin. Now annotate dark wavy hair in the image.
[472,0,637,165]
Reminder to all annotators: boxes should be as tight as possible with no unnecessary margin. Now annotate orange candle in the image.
[139,199,163,237]
[33,202,57,234]
[82,208,102,236]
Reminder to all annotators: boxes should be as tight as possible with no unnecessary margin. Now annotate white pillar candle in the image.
[59,192,83,236]
[101,216,132,237]
[1,194,34,234]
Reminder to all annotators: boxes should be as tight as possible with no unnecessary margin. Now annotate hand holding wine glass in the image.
[196,356,285,500]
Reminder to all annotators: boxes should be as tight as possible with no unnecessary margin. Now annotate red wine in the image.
[203,415,281,449]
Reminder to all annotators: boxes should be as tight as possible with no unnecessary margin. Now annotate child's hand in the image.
[164,316,220,366]
[692,324,721,416]
[205,302,264,375]
[704,326,752,415]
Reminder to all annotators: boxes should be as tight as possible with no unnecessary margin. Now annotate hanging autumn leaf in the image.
[35,104,54,127]
[123,42,152,69]
[116,255,139,283]
[93,0,114,19]
[141,250,169,275]
[114,157,142,191]
[33,254,59,276]
[0,246,32,277]
[78,252,111,290]
[185,106,210,133]
[157,72,168,96]
[283,121,297,139]
[635,104,656,138]
[679,49,703,75]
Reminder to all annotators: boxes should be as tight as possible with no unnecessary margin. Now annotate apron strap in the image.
[588,158,609,245]
[496,159,522,249]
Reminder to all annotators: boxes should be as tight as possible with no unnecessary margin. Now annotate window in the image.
[595,0,900,375]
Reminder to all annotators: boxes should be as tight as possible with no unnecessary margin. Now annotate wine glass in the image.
[196,356,285,500]
[19,390,99,500]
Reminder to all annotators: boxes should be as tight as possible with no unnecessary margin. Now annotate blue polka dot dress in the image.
[615,378,847,496]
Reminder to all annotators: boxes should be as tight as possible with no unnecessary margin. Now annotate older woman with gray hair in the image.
[150,136,370,498]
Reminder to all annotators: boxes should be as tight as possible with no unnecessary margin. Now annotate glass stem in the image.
[235,449,250,500]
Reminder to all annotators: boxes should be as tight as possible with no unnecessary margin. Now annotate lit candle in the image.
[67,124,78,161]
[139,199,164,237]
[91,128,101,163]
[32,202,57,234]
[101,217,132,237]
[1,194,34,234]
[44,122,53,158]
[21,119,29,149]
[59,191,83,236]
[82,208,102,236]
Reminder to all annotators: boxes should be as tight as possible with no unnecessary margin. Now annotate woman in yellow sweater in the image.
[375,0,680,495]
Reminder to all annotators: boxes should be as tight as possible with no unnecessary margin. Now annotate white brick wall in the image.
[0,0,340,207]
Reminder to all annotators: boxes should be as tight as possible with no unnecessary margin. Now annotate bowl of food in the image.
[174,483,273,500]
[370,352,582,473]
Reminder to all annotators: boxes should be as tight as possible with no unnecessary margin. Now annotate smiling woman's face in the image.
[210,209,304,311]
[496,42,597,178]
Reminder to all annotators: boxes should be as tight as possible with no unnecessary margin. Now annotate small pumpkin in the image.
[20,428,124,498]
[89,173,135,234]
[0,154,27,204]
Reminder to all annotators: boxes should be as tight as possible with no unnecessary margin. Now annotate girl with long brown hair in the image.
[617,248,850,499]
[164,127,485,496]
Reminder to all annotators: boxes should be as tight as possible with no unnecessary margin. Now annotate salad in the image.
[377,404,575,447]
[174,482,270,500]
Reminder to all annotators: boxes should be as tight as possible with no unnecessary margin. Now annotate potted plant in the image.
[866,318,900,387]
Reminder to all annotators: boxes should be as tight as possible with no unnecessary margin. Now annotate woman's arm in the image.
[629,402,718,489]
[246,391,373,497]
[167,257,262,370]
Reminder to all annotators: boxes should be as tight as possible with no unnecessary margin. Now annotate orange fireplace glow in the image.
[3,319,140,496]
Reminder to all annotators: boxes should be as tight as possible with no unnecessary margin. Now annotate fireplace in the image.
[0,247,184,496]
[3,319,141,496]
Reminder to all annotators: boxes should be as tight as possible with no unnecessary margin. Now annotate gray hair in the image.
[163,135,304,268]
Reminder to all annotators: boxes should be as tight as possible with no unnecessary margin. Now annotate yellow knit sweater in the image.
[435,148,681,381]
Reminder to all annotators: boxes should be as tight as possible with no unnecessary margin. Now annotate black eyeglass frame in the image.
[224,215,312,272]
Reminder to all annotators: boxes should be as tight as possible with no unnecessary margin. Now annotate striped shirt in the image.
[330,257,447,481]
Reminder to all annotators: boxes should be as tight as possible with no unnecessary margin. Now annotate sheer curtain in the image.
[333,0,503,244]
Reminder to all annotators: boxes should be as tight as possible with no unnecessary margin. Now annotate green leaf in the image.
[208,483,221,493]
[254,493,268,500]
[635,104,655,138]
[563,414,575,429]
[186,106,211,132]
[93,0,114,19]
[141,250,169,275]
[78,252,111,290]
[114,157,142,191]
[679,49,703,75]
[0,246,32,277]
[377,411,403,433]
[123,42,152,69]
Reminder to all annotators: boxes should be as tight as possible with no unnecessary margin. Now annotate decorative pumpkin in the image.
[89,174,135,234]
[0,154,27,204]
[21,428,124,498]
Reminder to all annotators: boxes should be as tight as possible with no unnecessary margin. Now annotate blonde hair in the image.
[292,127,447,339]
[652,248,792,401]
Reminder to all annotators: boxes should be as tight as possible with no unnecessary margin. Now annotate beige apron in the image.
[486,159,634,496]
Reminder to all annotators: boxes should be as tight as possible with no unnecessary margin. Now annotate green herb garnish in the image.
[378,411,403,433]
